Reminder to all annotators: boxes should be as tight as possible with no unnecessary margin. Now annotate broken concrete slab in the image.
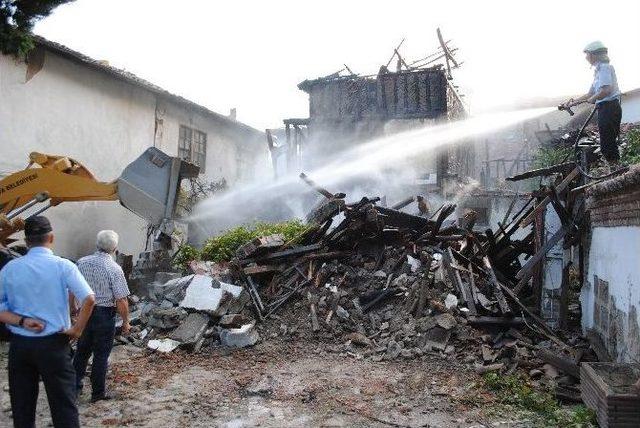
[151,275,193,304]
[144,307,187,329]
[170,313,210,345]
[219,322,259,348]
[147,338,181,353]
[179,275,244,313]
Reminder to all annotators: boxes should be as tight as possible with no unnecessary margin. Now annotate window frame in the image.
[178,124,207,173]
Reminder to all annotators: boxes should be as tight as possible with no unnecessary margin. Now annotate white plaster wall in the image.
[1,51,156,259]
[621,92,640,124]
[1,48,268,260]
[160,101,267,186]
[582,226,640,361]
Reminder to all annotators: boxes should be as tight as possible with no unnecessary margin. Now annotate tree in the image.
[0,0,74,58]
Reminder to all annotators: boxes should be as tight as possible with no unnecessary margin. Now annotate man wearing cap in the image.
[563,41,622,168]
[74,230,130,403]
[0,216,96,428]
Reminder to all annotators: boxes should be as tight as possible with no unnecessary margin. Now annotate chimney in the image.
[229,108,237,121]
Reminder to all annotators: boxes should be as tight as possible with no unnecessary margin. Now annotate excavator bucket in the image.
[117,147,199,225]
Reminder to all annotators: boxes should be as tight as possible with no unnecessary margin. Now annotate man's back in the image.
[0,247,91,337]
[77,251,129,307]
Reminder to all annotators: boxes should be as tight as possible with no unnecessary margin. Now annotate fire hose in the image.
[557,104,628,180]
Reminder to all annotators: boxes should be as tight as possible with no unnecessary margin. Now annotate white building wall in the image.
[1,50,155,259]
[160,101,244,186]
[582,226,640,362]
[621,91,640,124]
[1,46,267,260]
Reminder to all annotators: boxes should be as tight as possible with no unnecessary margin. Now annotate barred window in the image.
[178,125,207,173]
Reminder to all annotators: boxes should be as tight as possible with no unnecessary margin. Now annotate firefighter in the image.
[563,41,622,169]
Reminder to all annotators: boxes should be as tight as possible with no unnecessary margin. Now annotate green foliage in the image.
[533,146,572,169]
[172,244,200,271]
[1,0,74,58]
[620,128,640,165]
[200,220,308,263]
[483,372,596,427]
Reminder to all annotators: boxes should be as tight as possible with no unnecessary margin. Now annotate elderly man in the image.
[73,230,130,402]
[0,216,96,428]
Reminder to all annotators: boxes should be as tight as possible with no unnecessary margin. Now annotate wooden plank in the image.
[443,248,477,315]
[467,316,525,327]
[482,256,511,315]
[513,225,568,294]
[243,264,281,275]
[498,282,569,350]
[506,162,574,181]
[537,348,580,378]
[520,168,580,227]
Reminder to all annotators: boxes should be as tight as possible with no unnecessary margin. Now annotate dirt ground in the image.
[0,339,530,428]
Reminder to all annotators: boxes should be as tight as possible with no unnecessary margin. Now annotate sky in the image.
[34,0,640,130]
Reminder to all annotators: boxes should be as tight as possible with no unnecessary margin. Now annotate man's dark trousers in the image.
[597,99,622,162]
[8,333,79,428]
[72,306,116,399]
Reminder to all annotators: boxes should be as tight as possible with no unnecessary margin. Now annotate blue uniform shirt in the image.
[590,62,621,104]
[0,247,94,337]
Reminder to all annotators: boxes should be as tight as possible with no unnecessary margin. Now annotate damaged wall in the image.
[0,40,267,260]
[582,168,640,362]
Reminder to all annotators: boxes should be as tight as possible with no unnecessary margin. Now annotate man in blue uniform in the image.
[563,41,622,168]
[0,216,96,428]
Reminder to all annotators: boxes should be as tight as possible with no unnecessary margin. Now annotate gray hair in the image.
[96,230,119,253]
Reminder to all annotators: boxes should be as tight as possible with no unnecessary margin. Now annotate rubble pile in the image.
[217,174,595,380]
[122,170,604,401]
[121,273,256,352]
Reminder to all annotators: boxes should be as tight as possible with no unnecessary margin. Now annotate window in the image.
[178,125,207,173]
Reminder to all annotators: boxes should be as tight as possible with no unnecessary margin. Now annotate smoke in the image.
[189,107,554,244]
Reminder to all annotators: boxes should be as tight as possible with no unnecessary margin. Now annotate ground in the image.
[0,338,538,428]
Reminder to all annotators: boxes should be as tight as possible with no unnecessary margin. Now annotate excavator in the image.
[0,147,199,268]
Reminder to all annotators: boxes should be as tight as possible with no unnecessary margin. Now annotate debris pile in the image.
[206,171,597,382]
[123,166,609,403]
[122,273,256,352]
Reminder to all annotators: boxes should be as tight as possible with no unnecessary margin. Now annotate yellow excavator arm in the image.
[0,152,118,243]
[0,148,199,246]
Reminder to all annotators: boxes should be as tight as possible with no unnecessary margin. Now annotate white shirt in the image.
[590,62,620,104]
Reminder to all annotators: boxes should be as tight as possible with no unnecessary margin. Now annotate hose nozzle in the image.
[558,104,575,116]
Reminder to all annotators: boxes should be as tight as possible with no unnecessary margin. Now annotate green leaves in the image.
[482,373,596,427]
[1,0,75,58]
[620,128,640,165]
[172,220,308,270]
[200,220,307,263]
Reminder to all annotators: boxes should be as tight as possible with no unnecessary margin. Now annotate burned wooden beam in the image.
[299,172,341,200]
[390,196,415,210]
[443,248,477,315]
[243,264,281,276]
[375,206,430,230]
[467,316,525,327]
[506,162,575,181]
[513,226,569,294]
[536,348,580,379]
[498,282,570,350]
[257,243,324,262]
[520,168,580,227]
[481,256,511,315]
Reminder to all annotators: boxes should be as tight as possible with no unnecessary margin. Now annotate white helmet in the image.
[584,41,607,53]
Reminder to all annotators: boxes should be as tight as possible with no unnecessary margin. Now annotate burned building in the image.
[274,54,474,193]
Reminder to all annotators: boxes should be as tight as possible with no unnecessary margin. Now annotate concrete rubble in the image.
[115,170,619,406]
